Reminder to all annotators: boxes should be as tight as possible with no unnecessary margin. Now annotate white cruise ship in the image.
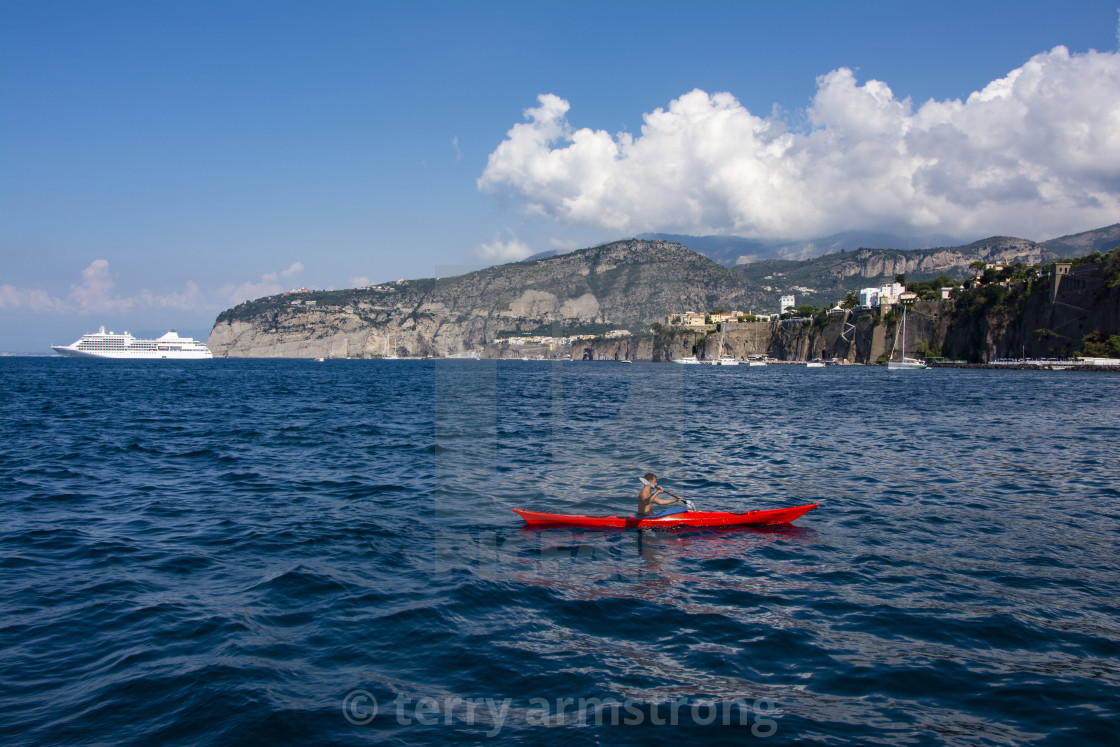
[52,326,213,359]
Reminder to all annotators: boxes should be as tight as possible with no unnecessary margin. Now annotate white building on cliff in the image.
[859,282,906,308]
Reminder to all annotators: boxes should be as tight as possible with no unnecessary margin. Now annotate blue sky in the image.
[2,0,1118,351]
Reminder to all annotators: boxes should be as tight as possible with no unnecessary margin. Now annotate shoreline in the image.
[928,362,1120,372]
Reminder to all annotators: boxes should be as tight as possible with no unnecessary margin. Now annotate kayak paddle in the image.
[640,477,697,511]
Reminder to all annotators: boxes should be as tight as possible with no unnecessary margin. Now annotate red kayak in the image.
[513,503,818,528]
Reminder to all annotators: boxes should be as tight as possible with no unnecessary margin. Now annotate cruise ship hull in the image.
[51,345,212,359]
[51,326,213,360]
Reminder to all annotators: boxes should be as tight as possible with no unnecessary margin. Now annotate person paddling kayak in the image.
[638,473,683,517]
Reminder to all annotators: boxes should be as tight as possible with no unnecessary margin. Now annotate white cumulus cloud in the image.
[0,285,67,312]
[136,281,206,310]
[218,262,306,306]
[1,259,206,314]
[479,46,1120,239]
[476,231,534,262]
[67,259,132,312]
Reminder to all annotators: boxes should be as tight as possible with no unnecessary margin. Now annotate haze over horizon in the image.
[2,1,1119,352]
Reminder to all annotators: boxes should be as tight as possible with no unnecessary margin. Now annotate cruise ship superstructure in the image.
[52,326,213,359]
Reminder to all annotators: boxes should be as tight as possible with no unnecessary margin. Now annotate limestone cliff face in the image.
[941,254,1120,361]
[544,260,1118,366]
[208,240,770,358]
[206,317,433,359]
[579,316,897,363]
[208,233,1118,361]
[826,238,1049,281]
[734,235,1063,310]
[704,323,773,360]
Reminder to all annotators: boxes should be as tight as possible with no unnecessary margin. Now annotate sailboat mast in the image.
[901,306,906,361]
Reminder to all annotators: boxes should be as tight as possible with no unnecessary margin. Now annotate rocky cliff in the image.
[208,240,771,358]
[940,249,1120,361]
[733,236,1061,308]
[209,228,1119,360]
[580,305,940,364]
[825,238,1048,281]
[580,252,1119,365]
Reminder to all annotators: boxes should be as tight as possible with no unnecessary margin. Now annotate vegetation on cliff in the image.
[732,235,1059,309]
[209,225,1119,361]
[209,240,777,357]
[941,246,1120,361]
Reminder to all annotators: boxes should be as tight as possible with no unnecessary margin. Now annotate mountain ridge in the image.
[734,235,1059,308]
[209,239,769,358]
[208,224,1120,358]
[638,230,968,266]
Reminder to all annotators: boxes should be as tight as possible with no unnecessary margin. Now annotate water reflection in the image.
[498,525,818,610]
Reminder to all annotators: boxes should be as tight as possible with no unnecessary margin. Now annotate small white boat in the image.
[887,359,927,370]
[709,327,739,364]
[888,306,927,370]
[806,361,826,368]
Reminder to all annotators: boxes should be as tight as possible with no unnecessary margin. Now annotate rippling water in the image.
[2,359,1118,745]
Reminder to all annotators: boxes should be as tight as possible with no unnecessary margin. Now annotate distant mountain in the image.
[208,225,1119,358]
[638,231,967,266]
[769,230,967,261]
[1040,223,1120,258]
[209,239,772,358]
[635,233,784,266]
[522,248,564,262]
[732,236,1059,308]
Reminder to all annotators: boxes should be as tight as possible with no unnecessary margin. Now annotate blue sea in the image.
[2,358,1118,745]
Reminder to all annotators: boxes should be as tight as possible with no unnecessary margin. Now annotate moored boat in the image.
[887,306,927,370]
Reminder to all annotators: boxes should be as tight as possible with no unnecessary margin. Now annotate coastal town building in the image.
[1047,261,1095,303]
[500,333,598,347]
[859,282,906,308]
[668,310,751,327]
[779,295,795,314]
